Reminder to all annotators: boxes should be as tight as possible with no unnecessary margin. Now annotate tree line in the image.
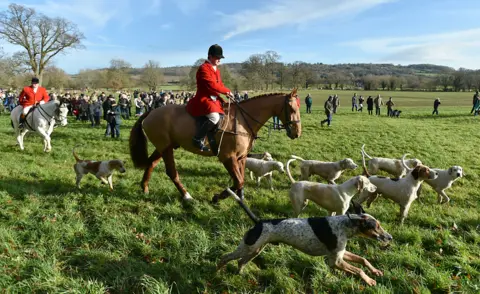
[180,52,480,92]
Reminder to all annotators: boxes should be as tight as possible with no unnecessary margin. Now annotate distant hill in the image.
[123,62,456,83]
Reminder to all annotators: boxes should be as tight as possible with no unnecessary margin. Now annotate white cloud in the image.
[174,0,206,15]
[160,23,172,30]
[218,0,394,40]
[342,28,480,69]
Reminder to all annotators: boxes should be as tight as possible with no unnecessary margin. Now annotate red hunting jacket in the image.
[19,86,49,107]
[186,61,231,116]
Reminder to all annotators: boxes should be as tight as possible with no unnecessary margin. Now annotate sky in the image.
[1,0,480,74]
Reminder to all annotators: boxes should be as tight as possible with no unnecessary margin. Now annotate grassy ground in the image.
[0,90,479,293]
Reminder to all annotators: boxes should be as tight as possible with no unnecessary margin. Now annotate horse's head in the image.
[280,89,302,139]
[55,99,69,126]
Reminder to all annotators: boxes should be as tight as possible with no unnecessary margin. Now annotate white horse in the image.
[10,99,69,152]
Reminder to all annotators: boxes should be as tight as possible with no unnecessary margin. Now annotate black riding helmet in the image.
[208,44,224,59]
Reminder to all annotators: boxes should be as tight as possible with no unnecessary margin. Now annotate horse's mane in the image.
[238,92,287,104]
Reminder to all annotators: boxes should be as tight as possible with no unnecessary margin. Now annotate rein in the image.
[228,95,300,140]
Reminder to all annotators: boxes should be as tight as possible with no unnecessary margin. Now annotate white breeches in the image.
[206,112,220,124]
[22,105,32,115]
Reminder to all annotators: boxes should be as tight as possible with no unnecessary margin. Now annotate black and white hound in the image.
[217,189,392,286]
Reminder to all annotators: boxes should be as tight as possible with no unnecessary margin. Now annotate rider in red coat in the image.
[18,77,49,127]
[186,44,234,152]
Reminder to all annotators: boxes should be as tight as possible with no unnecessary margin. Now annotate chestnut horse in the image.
[129,89,301,203]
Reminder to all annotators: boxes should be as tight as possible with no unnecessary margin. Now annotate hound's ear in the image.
[411,166,420,180]
[356,177,364,191]
[448,167,453,175]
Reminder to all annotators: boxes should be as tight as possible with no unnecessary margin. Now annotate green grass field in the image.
[0,90,478,293]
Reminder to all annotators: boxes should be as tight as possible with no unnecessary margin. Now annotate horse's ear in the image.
[290,88,297,97]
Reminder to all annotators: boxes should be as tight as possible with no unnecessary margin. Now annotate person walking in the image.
[332,94,339,114]
[358,95,364,112]
[320,96,333,127]
[471,91,479,114]
[432,98,441,115]
[351,93,358,112]
[386,97,395,117]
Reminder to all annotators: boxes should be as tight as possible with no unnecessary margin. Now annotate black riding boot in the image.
[193,119,216,152]
[19,114,26,128]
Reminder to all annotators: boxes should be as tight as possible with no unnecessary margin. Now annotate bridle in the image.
[232,94,301,139]
[280,95,301,137]
[37,101,67,125]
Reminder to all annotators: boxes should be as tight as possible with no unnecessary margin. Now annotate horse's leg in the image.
[162,146,192,201]
[212,157,244,203]
[36,127,51,153]
[236,157,247,199]
[141,150,162,194]
[17,129,28,150]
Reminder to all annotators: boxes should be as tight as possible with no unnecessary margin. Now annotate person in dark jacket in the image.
[432,98,441,115]
[358,95,364,112]
[103,95,115,136]
[366,96,374,115]
[107,102,121,138]
[305,93,312,113]
[320,96,333,127]
[471,91,479,114]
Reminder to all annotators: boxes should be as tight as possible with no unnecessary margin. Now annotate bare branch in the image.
[0,3,84,81]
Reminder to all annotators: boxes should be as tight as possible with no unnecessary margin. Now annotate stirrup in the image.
[192,138,210,152]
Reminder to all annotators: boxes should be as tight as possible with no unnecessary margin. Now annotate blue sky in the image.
[1,0,480,74]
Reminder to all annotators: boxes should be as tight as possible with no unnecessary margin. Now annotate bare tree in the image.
[180,58,205,91]
[42,65,70,89]
[141,60,164,91]
[0,3,85,83]
[106,59,132,90]
[241,54,264,90]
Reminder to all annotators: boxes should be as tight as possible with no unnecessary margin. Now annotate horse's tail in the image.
[129,111,151,169]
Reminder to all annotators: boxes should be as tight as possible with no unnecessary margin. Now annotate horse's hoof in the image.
[183,192,193,201]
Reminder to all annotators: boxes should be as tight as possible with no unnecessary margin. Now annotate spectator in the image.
[320,96,333,127]
[93,98,102,126]
[366,96,374,115]
[471,91,479,114]
[119,93,129,119]
[134,96,145,116]
[305,93,312,114]
[107,102,121,138]
[243,91,249,100]
[103,95,115,136]
[351,93,358,112]
[358,95,364,112]
[374,94,383,116]
[386,97,395,117]
[432,98,441,115]
[332,94,339,114]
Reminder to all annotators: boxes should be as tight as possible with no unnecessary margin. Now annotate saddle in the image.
[19,106,36,129]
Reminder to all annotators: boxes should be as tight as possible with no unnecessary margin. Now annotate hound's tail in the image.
[226,188,260,224]
[361,144,373,159]
[286,158,297,183]
[72,144,82,162]
[290,155,305,161]
[361,148,371,177]
[129,111,151,169]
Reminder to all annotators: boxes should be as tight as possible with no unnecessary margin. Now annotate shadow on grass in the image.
[62,250,214,293]
[0,176,145,201]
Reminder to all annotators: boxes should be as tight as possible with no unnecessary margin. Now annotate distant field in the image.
[0,92,478,293]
